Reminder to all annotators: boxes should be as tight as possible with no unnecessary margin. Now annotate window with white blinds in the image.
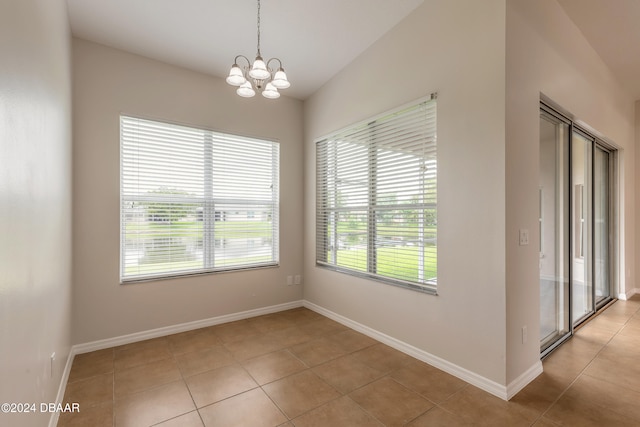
[316,95,437,293]
[120,116,279,282]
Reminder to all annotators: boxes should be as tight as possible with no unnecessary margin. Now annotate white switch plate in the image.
[519,229,529,246]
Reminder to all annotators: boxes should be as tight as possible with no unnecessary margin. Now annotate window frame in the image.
[315,94,437,294]
[120,115,280,283]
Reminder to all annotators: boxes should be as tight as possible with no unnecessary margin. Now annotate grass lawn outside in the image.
[125,220,274,239]
[123,219,435,283]
[123,220,276,278]
[328,245,437,283]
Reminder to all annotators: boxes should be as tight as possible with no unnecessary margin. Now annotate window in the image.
[120,116,279,282]
[316,95,437,293]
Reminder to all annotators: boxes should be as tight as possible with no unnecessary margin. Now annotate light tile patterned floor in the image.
[58,295,640,426]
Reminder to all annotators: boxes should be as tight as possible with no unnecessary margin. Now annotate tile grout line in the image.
[170,339,206,427]
[239,325,402,424]
[204,314,449,425]
[113,338,194,426]
[63,308,474,426]
[535,301,638,424]
[231,347,292,424]
[428,383,472,425]
[67,304,637,426]
[255,329,361,423]
[183,314,330,425]
[294,352,418,426]
[62,312,348,425]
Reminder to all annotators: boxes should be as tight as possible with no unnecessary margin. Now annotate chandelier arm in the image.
[266,58,283,72]
[234,55,252,70]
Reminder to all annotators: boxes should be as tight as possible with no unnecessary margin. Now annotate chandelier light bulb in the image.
[226,64,246,86]
[236,81,256,97]
[249,56,271,80]
[271,68,290,89]
[262,82,280,99]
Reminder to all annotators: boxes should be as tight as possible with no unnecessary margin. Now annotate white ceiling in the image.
[66,0,640,102]
[557,0,640,101]
[66,0,424,100]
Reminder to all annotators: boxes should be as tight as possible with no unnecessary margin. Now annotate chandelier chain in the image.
[256,0,261,56]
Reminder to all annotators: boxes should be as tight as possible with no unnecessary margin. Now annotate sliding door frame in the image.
[592,142,614,311]
[540,103,573,357]
[539,101,616,358]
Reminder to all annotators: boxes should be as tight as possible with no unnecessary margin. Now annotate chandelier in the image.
[226,0,290,99]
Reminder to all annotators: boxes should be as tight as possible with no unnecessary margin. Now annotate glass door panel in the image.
[571,131,593,325]
[539,112,570,352]
[540,103,616,357]
[594,145,610,306]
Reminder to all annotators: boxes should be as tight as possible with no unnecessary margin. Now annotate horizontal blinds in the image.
[121,116,279,281]
[316,97,437,292]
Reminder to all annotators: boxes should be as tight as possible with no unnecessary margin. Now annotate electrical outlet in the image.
[294,275,302,285]
[519,229,529,246]
[286,275,293,286]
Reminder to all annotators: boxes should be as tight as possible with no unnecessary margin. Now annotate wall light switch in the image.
[286,275,293,286]
[519,229,529,246]
[294,275,302,285]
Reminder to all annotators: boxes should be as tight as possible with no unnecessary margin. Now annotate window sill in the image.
[316,262,437,295]
[120,262,280,284]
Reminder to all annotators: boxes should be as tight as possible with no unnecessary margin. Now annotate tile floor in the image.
[58,295,640,426]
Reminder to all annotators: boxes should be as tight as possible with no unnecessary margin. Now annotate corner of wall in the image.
[1,1,74,425]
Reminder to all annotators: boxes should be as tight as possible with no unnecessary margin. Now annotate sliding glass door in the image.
[539,110,570,352]
[539,103,614,355]
[572,131,594,324]
[594,145,611,307]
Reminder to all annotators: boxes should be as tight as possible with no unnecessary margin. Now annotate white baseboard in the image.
[506,360,543,399]
[72,300,303,355]
[49,300,302,426]
[618,288,639,300]
[52,295,543,424]
[48,348,75,427]
[303,300,525,401]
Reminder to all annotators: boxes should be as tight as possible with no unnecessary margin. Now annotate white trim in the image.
[506,361,543,400]
[303,301,515,401]
[52,295,546,424]
[72,300,303,354]
[49,300,302,426]
[48,349,75,427]
[618,288,639,301]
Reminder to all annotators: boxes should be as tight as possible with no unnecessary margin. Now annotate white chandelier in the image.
[226,0,290,99]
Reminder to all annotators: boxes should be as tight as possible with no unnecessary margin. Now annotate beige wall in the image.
[72,39,304,344]
[304,0,508,385]
[0,0,73,425]
[506,0,636,383]
[304,0,638,391]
